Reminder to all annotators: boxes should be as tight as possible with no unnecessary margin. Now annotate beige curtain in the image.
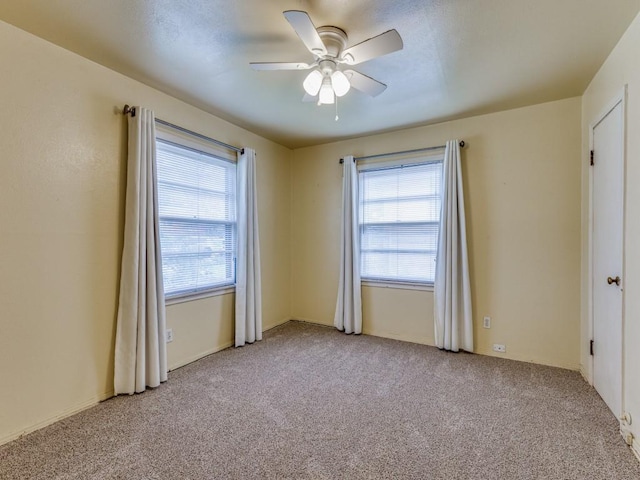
[434,140,473,352]
[235,148,263,347]
[114,107,168,394]
[334,155,362,334]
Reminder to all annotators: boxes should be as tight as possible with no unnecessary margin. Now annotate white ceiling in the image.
[1,0,639,148]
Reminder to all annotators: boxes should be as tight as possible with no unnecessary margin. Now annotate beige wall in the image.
[0,20,291,444]
[292,97,582,370]
[581,11,640,456]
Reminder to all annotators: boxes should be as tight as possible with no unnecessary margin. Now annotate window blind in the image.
[359,161,443,283]
[156,139,236,297]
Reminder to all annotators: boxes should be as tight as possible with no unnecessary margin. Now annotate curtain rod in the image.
[122,105,243,154]
[339,141,465,164]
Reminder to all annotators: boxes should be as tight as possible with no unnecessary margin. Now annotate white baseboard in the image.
[0,390,113,447]
[580,365,592,385]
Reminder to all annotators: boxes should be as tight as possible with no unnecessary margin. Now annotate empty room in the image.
[2,1,640,478]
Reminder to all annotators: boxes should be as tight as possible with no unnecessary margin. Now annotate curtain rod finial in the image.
[123,104,136,117]
[459,141,465,148]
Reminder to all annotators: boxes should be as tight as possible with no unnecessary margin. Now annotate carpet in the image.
[1,320,638,479]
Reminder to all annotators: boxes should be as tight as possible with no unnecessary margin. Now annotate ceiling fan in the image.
[250,10,403,105]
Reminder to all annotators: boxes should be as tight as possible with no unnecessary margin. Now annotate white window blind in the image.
[359,161,443,283]
[156,139,236,298]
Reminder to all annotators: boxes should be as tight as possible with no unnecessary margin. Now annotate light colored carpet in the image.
[1,320,638,479]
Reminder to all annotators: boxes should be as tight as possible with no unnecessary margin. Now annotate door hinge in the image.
[590,339,594,356]
[590,150,594,166]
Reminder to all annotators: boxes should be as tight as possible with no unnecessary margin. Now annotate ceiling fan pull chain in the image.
[335,97,339,121]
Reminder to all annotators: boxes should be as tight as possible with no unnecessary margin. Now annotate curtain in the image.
[434,140,473,352]
[114,107,168,395]
[235,148,263,347]
[334,155,362,334]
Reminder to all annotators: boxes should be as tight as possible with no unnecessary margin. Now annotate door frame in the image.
[587,86,627,420]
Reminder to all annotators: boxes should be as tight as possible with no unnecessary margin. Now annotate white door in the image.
[591,98,624,418]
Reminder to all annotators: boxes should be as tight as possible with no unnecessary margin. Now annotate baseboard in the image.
[473,347,580,372]
[292,318,582,372]
[363,327,433,346]
[631,435,640,462]
[3,319,291,446]
[0,317,586,448]
[168,318,290,371]
[290,317,333,328]
[579,364,592,385]
[169,340,235,371]
[0,390,113,447]
[291,318,434,346]
[263,316,292,332]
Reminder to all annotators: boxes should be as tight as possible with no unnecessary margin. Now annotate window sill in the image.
[165,285,235,305]
[361,279,434,292]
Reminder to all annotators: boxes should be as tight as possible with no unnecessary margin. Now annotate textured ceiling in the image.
[1,0,639,148]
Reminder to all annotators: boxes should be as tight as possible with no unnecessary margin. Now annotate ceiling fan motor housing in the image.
[316,26,348,60]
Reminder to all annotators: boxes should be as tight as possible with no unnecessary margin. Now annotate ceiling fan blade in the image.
[283,10,328,56]
[250,62,312,71]
[302,93,317,103]
[341,29,403,65]
[344,70,387,97]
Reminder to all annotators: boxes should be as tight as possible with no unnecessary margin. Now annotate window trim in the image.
[361,279,434,292]
[155,124,238,303]
[357,154,444,286]
[165,285,235,305]
[356,149,444,172]
[155,124,237,163]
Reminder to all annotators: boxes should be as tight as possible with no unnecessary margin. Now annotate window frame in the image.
[357,150,444,288]
[155,124,238,303]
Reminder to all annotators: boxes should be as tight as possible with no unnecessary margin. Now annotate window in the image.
[358,157,443,284]
[155,131,236,299]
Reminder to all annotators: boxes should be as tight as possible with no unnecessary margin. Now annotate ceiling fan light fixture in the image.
[303,69,323,96]
[318,77,335,105]
[331,70,350,97]
[251,10,403,106]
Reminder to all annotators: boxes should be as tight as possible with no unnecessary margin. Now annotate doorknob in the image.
[607,276,621,286]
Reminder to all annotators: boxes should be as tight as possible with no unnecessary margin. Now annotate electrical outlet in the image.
[166,329,174,343]
[483,316,491,328]
[492,343,506,353]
